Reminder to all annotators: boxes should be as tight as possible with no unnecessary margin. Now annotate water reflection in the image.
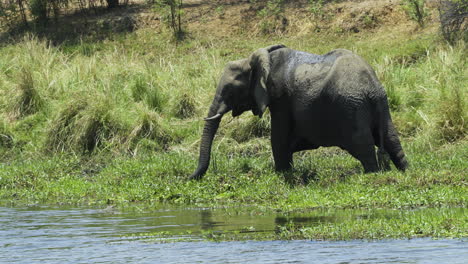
[200,210,222,229]
[275,215,336,226]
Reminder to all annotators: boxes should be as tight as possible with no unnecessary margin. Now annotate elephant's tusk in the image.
[204,113,222,121]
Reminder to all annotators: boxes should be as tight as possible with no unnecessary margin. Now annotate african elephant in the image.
[189,45,408,180]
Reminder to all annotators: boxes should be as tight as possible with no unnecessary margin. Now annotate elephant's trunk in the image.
[189,99,229,180]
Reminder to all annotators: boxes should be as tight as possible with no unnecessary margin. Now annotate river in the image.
[0,206,466,263]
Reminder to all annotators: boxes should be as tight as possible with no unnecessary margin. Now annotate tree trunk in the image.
[107,0,119,9]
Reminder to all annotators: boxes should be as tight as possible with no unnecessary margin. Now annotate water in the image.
[0,206,466,264]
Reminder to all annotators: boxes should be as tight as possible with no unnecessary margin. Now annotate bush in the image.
[256,0,288,34]
[401,0,429,27]
[106,0,119,9]
[308,0,326,17]
[154,0,185,40]
[29,0,48,24]
[439,0,468,45]
[0,0,28,29]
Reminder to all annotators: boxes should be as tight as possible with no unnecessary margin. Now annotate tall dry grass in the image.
[0,33,465,160]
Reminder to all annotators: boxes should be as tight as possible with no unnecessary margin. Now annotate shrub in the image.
[257,0,288,34]
[308,0,326,18]
[0,0,28,29]
[401,0,429,27]
[439,0,468,45]
[29,0,48,24]
[154,0,185,40]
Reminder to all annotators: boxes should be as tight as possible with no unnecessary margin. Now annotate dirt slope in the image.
[1,0,440,43]
[136,0,440,37]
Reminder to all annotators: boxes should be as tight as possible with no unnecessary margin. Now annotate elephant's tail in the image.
[374,97,409,171]
[374,99,389,170]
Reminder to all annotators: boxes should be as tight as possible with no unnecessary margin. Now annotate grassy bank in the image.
[1,12,467,239]
[0,28,466,210]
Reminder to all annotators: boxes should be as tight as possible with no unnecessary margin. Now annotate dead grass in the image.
[180,0,432,37]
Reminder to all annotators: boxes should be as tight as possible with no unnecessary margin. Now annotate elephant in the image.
[189,44,408,180]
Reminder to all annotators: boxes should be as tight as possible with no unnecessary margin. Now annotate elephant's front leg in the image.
[270,109,293,171]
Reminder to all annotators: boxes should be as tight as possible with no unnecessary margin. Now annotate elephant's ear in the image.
[249,49,269,118]
[249,44,285,118]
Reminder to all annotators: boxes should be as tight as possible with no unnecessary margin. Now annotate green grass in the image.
[0,28,466,215]
[0,140,466,209]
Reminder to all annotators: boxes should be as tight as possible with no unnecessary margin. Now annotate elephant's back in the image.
[325,51,387,101]
[288,49,355,91]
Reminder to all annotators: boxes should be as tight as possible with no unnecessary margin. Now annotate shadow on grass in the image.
[0,3,147,46]
[282,169,319,186]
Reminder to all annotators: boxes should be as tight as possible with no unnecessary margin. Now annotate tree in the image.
[0,0,29,29]
[106,0,119,9]
[401,0,429,27]
[155,0,184,39]
[439,0,467,45]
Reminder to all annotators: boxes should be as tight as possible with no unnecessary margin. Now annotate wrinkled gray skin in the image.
[189,45,408,180]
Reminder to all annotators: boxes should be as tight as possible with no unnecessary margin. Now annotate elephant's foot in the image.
[274,162,292,172]
[348,145,379,173]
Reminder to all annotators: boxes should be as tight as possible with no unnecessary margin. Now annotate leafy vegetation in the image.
[256,0,288,34]
[0,0,123,31]
[439,0,468,45]
[401,0,429,27]
[153,0,185,40]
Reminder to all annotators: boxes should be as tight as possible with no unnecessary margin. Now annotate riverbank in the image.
[0,0,466,240]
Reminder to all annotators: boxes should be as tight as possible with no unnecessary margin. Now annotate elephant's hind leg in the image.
[348,128,379,173]
[349,145,379,173]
